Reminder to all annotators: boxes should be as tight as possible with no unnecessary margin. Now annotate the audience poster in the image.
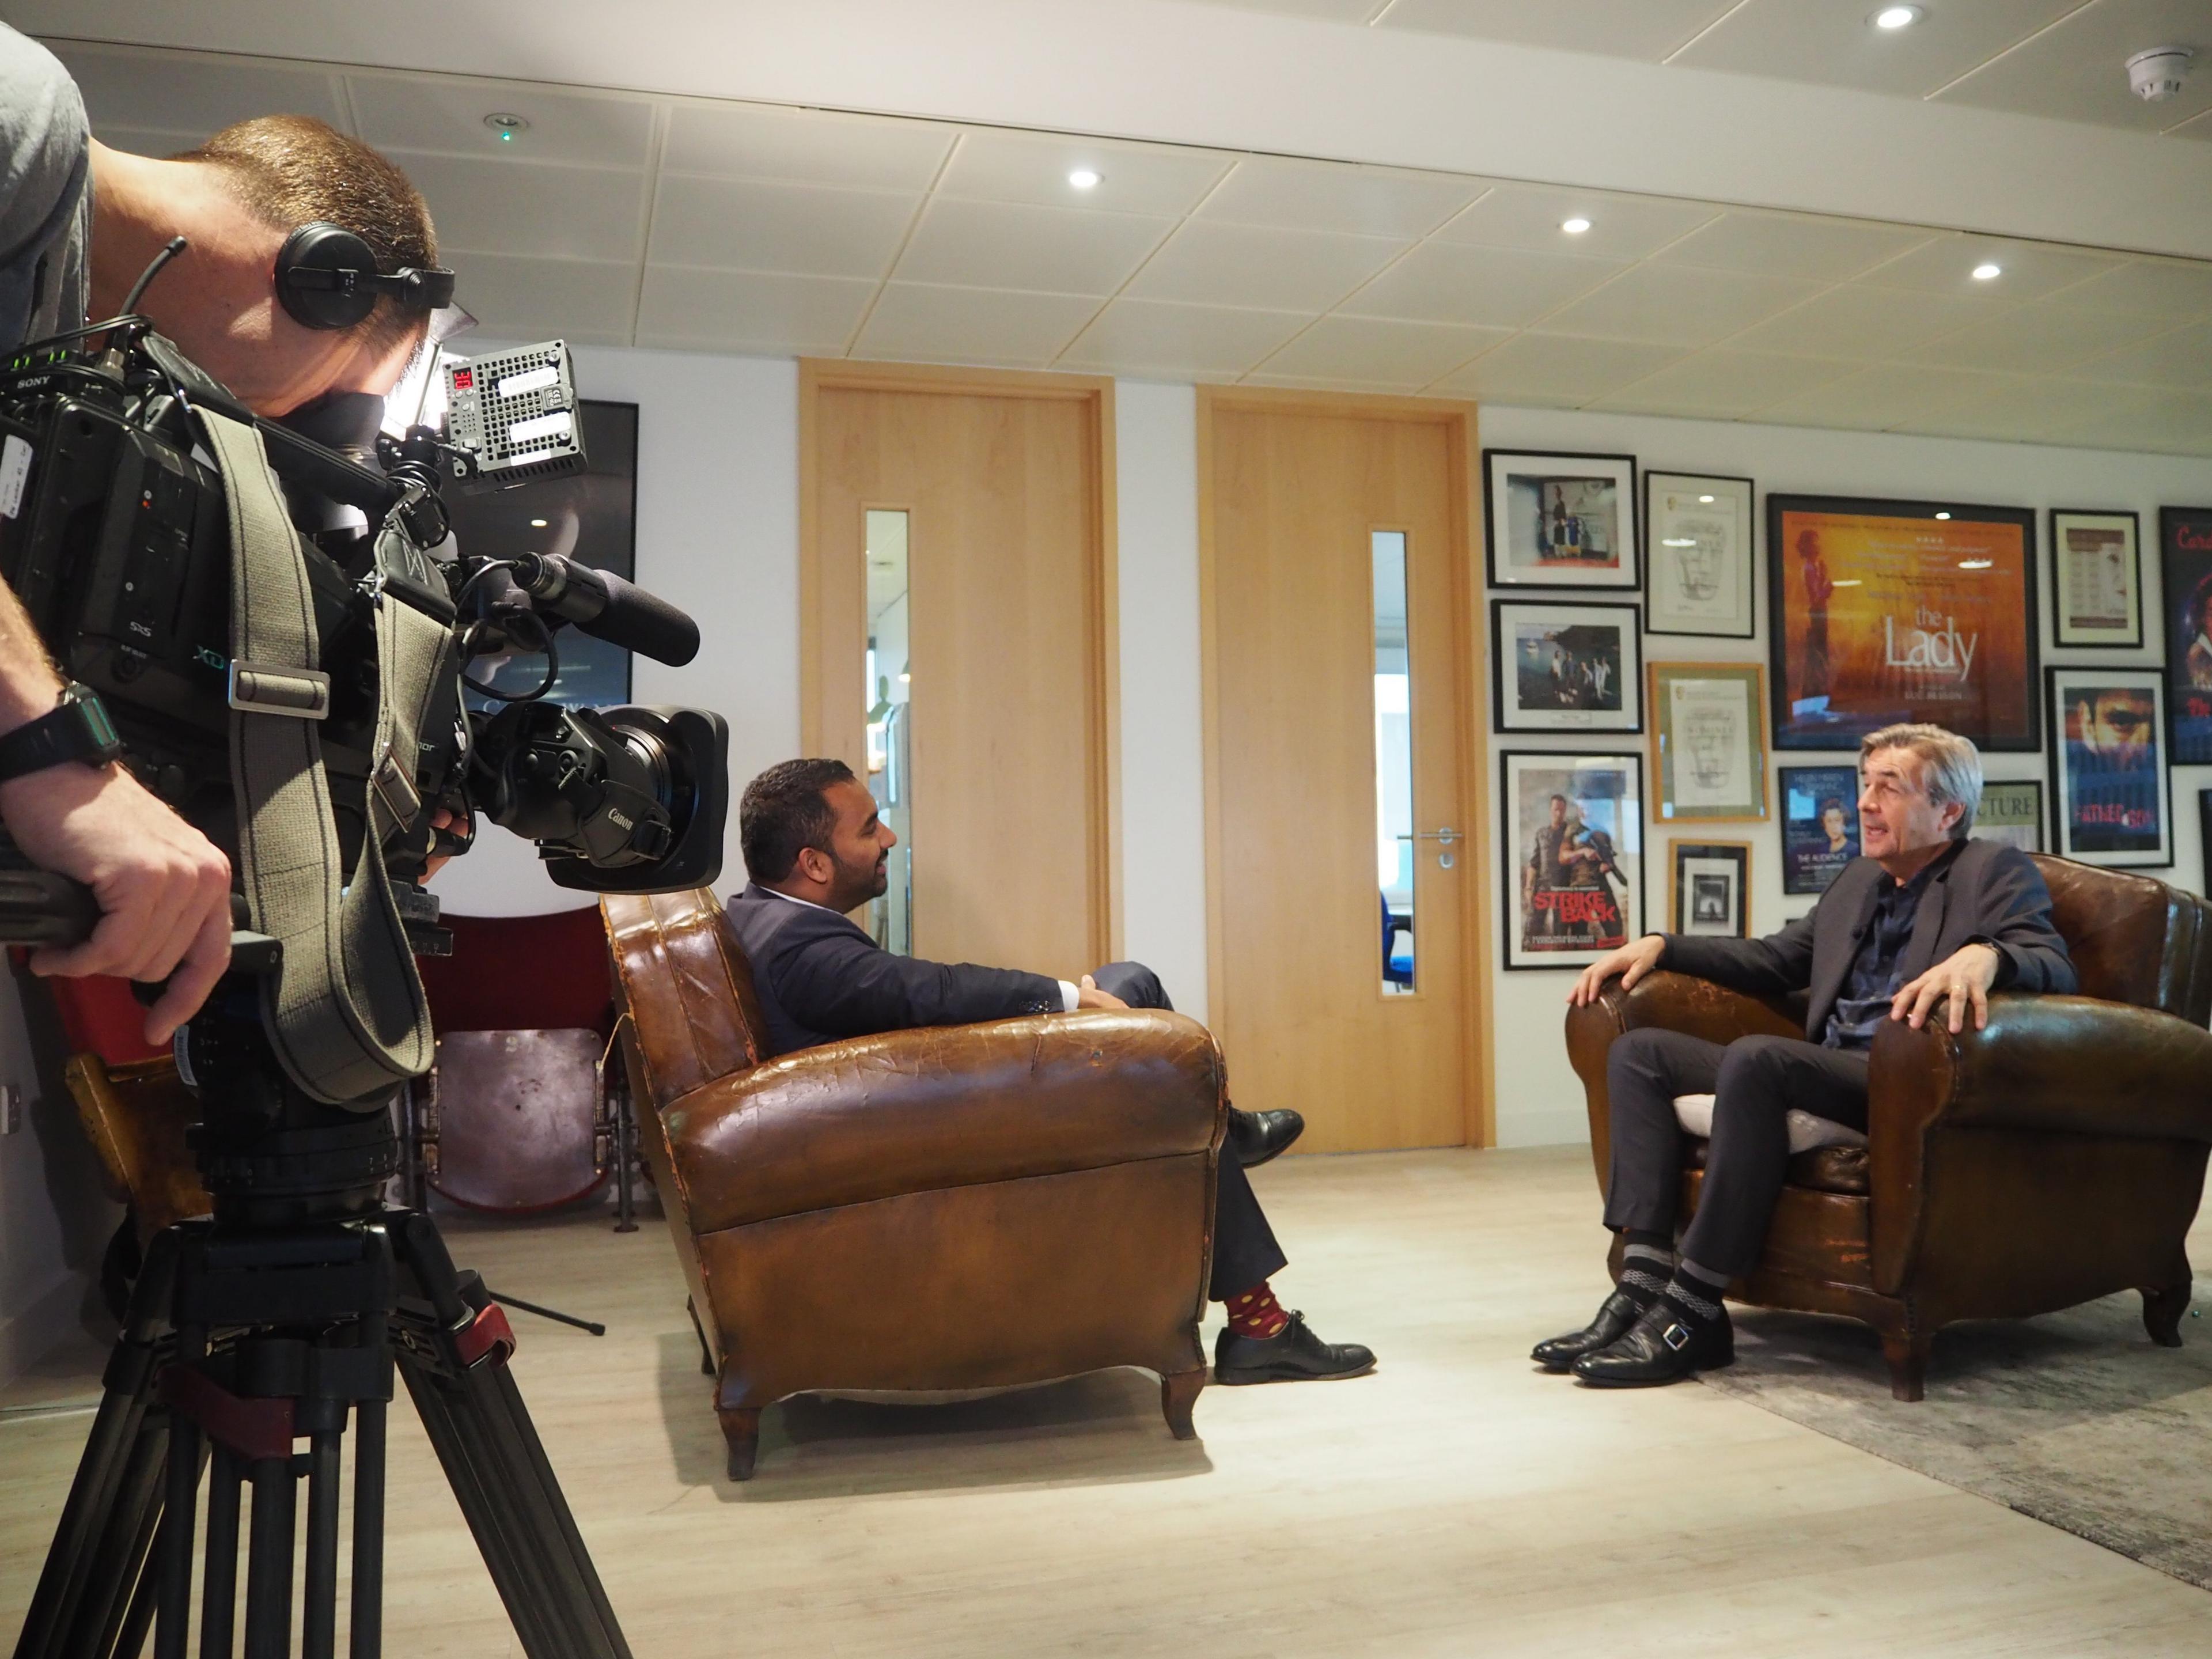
[1483,450,1638,590]
[1501,751,1644,971]
[1645,472,1755,638]
[1780,764,1859,895]
[1651,661,1768,823]
[1975,780,2045,854]
[2048,666,2171,868]
[1671,840,1749,937]
[2051,510,2141,649]
[1491,599,1642,733]
[2160,506,2212,764]
[1767,494,2039,752]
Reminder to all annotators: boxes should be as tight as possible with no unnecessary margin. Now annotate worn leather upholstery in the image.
[603,888,1225,1478]
[1567,854,2212,1400]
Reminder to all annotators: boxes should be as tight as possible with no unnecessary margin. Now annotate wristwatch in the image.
[0,684,125,783]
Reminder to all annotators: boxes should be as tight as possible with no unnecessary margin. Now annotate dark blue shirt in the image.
[1821,844,1961,1051]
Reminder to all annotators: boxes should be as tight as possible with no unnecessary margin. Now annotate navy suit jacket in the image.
[1659,838,2076,1043]
[725,883,1063,1058]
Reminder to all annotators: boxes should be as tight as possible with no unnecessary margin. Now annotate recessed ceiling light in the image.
[1971,262,2002,280]
[1698,494,1715,503]
[1067,168,1102,190]
[1560,217,1592,235]
[1935,512,1952,520]
[1873,6,1921,30]
[483,113,529,142]
[529,517,548,528]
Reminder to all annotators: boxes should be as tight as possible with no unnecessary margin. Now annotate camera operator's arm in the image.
[0,589,233,1043]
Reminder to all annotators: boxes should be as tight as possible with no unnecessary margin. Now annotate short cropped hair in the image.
[1861,723,1982,839]
[172,116,438,361]
[740,758,857,884]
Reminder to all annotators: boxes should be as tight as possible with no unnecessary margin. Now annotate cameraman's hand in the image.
[1076,974,1128,1011]
[1566,933,1666,1008]
[423,806,470,881]
[0,763,232,1044]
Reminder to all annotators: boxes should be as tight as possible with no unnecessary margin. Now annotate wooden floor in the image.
[7,1147,2212,1657]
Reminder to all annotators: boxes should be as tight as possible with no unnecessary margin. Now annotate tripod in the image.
[13,1203,631,1659]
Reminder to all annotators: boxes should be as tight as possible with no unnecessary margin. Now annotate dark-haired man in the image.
[726,757,1377,1385]
[0,23,441,1040]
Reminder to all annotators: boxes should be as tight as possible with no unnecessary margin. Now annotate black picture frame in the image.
[1483,449,1639,591]
[1499,749,1646,971]
[2046,664,2172,868]
[1778,764,1859,896]
[1766,492,2041,752]
[1976,778,2044,854]
[2159,505,2212,766]
[1669,840,1750,937]
[2049,507,2142,650]
[1645,470,1756,639]
[1488,597,1643,733]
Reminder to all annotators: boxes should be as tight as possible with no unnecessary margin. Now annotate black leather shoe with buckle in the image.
[1531,1286,1649,1373]
[1226,1108,1304,1169]
[1570,1300,1733,1388]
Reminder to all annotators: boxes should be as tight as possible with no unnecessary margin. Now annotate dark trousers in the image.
[1603,1028,1870,1277]
[1089,961,1288,1300]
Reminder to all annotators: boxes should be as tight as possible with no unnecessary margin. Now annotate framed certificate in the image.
[1651,661,1769,824]
[1645,471,1754,638]
[2050,509,2141,650]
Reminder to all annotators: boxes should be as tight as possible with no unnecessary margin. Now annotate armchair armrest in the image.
[657,1009,1224,1234]
[1866,993,2212,1292]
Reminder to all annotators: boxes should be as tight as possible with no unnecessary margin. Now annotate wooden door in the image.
[804,362,1115,976]
[1202,392,1483,1153]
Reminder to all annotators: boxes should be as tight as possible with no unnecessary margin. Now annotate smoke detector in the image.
[2126,46,2194,103]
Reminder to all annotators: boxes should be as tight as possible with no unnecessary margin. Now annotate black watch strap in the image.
[0,685,124,783]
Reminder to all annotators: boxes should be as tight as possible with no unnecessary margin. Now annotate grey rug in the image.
[1700,1288,2212,1592]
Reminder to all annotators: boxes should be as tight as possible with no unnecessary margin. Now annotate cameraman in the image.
[0,24,438,1041]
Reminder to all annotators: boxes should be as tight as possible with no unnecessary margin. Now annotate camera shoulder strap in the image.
[197,407,434,1105]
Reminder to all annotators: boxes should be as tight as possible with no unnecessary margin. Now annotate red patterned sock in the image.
[1225,1281,1290,1339]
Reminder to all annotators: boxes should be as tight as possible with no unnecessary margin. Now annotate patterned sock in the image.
[1660,1257,1731,1334]
[1618,1235,1675,1309]
[1225,1280,1290,1339]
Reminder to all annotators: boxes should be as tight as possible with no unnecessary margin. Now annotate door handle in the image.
[1413,827,1460,868]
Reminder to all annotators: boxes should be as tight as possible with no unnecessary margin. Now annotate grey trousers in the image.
[1602,1027,1870,1277]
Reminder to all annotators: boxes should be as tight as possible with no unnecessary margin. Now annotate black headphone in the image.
[274,221,456,331]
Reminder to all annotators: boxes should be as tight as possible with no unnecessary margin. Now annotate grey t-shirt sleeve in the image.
[0,24,91,349]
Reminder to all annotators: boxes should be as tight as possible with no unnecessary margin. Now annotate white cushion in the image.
[1672,1093,1868,1154]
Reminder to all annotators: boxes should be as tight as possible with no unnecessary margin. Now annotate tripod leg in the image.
[241,1457,296,1659]
[199,1448,243,1659]
[302,1432,343,1659]
[479,1289,604,1337]
[153,1328,206,1659]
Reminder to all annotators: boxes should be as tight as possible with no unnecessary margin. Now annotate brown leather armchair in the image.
[1565,854,2212,1400]
[601,888,1224,1478]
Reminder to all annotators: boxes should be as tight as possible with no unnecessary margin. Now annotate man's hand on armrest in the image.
[1566,933,1666,1007]
[1075,974,1127,1010]
[1888,942,2001,1036]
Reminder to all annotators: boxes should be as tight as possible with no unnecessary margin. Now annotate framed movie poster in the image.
[1501,751,1645,971]
[1646,471,1755,638]
[1650,661,1768,823]
[2160,506,2212,764]
[1490,599,1643,733]
[1670,841,1749,937]
[1483,450,1638,590]
[1767,494,2039,752]
[2048,665,2171,868]
[1976,779,2044,854]
[1779,764,1859,896]
[2051,509,2141,649]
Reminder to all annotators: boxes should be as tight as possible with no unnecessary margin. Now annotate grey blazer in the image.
[1660,839,2077,1043]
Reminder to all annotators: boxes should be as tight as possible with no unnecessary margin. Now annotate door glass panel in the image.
[1373,531,1415,995]
[863,509,914,955]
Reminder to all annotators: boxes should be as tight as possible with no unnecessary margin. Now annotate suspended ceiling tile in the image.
[1855,235,2127,303]
[1654,211,1936,282]
[1199,0,1382,20]
[441,253,637,347]
[1759,361,2013,431]
[1936,0,2212,135]
[1673,0,2088,99]
[1722,282,2008,358]
[1239,370,1425,394]
[854,283,1101,367]
[1537,263,1824,348]
[349,75,654,167]
[393,152,648,263]
[935,128,1234,217]
[51,41,346,139]
[1056,298,1309,376]
[1197,155,1485,238]
[2045,387,2212,454]
[2041,258,2212,320]
[1588,349,1858,418]
[634,265,874,353]
[2067,319,2212,387]
[1336,240,1623,328]
[1124,219,1407,311]
[1254,315,1510,386]
[1912,300,2186,373]
[1433,184,1720,262]
[1371,0,1743,59]
[661,102,955,189]
[894,198,1174,296]
[649,176,919,278]
[1427,332,1685,402]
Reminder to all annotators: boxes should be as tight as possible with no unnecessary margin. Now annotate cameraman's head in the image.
[89,116,436,416]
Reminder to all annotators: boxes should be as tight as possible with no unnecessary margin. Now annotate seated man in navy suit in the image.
[726,757,1376,1385]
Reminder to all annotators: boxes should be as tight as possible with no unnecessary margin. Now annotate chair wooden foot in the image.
[686,1297,714,1376]
[2142,1279,2192,1348]
[717,1406,761,1480]
[1160,1368,1204,1441]
[1881,1330,1929,1402]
